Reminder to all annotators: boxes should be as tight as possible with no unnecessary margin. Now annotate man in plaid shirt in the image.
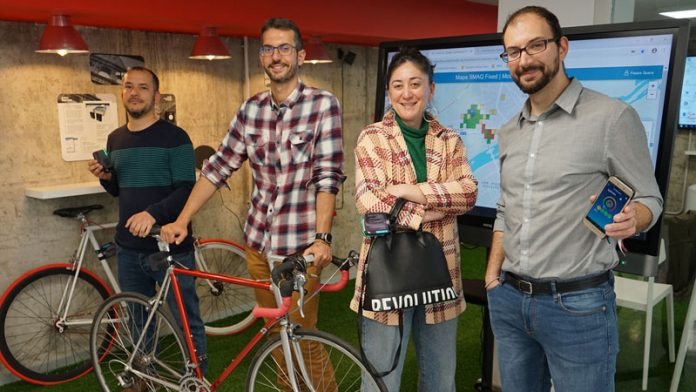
[162,17,345,386]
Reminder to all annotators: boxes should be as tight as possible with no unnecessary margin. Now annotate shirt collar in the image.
[517,77,583,126]
[270,80,305,111]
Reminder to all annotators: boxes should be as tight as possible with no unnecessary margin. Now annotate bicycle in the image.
[89,227,386,391]
[0,204,254,385]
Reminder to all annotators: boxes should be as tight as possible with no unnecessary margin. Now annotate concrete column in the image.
[613,0,636,23]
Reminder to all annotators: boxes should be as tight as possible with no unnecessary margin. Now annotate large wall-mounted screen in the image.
[375,20,689,255]
[679,56,696,129]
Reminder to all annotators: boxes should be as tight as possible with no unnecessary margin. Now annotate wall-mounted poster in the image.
[158,94,176,124]
[57,93,118,161]
[89,53,145,85]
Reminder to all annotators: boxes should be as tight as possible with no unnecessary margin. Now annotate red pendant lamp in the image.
[304,36,333,64]
[36,15,89,56]
[190,27,231,60]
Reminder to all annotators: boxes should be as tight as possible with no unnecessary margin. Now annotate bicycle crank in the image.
[179,376,210,392]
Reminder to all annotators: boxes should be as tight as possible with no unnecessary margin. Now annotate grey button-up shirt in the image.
[493,78,663,280]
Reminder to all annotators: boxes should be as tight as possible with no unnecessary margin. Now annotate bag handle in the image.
[388,198,407,229]
[356,197,408,377]
[358,259,404,378]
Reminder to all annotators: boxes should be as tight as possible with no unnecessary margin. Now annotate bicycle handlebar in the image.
[252,250,359,319]
[253,297,293,319]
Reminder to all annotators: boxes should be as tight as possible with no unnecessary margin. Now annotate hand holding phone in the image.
[582,176,635,237]
[361,213,391,237]
[92,149,114,173]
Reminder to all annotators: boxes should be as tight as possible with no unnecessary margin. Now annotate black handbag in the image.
[361,198,457,312]
[358,198,457,377]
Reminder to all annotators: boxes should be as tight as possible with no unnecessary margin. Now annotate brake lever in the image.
[295,272,307,318]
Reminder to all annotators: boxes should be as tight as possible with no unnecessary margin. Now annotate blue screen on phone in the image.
[586,181,631,232]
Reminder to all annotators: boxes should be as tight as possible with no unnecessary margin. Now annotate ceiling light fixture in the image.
[36,15,89,56]
[190,27,231,60]
[659,8,696,19]
[304,36,333,64]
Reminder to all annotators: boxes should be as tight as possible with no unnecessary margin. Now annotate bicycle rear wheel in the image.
[91,292,192,392]
[0,265,112,384]
[246,328,386,392]
[195,239,256,336]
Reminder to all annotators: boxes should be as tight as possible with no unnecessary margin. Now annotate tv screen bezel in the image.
[374,19,689,256]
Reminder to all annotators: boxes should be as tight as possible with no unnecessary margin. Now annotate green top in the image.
[395,112,428,182]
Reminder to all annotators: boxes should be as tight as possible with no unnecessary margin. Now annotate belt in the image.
[504,271,611,295]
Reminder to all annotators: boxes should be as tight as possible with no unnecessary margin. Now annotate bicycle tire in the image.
[195,239,257,336]
[91,292,192,392]
[246,328,387,392]
[0,265,112,384]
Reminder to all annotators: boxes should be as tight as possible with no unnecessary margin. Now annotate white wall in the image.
[497,0,614,31]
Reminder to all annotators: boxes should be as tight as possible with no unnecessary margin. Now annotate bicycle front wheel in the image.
[0,265,111,384]
[91,292,191,392]
[195,239,257,336]
[246,329,386,392]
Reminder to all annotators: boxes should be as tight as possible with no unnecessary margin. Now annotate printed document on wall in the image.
[57,93,118,161]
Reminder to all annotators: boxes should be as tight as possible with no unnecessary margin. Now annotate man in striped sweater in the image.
[88,67,207,383]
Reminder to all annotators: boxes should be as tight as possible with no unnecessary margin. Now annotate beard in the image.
[125,99,154,119]
[265,59,298,84]
[512,57,561,95]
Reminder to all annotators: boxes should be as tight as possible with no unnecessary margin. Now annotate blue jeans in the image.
[359,306,458,392]
[118,246,208,375]
[487,271,618,392]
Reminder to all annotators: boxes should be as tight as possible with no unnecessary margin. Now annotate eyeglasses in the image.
[500,38,558,63]
[259,44,296,56]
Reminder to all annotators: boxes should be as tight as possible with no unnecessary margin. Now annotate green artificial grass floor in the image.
[1,245,694,391]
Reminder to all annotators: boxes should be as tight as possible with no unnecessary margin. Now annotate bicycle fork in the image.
[273,286,317,392]
[118,275,191,390]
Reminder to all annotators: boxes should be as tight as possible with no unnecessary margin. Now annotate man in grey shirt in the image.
[485,6,662,392]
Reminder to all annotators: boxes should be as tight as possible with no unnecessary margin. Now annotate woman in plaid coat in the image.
[351,48,478,391]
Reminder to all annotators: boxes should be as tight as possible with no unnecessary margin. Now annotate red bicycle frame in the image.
[168,265,349,390]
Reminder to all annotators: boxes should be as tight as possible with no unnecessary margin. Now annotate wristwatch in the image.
[315,232,332,245]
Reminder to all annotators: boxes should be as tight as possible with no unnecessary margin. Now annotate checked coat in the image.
[350,110,478,325]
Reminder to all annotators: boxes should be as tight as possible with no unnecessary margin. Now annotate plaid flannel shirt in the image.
[202,81,345,255]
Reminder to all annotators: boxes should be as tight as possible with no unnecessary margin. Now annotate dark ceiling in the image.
[0,0,498,46]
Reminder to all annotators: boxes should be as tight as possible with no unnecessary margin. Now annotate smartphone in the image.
[361,213,391,237]
[582,176,635,237]
[92,149,113,173]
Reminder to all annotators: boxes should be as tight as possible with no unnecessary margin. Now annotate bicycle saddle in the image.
[53,204,104,218]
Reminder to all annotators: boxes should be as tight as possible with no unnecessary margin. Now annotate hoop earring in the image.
[424,104,438,123]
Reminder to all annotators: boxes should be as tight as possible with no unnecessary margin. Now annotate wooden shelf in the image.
[25,181,105,199]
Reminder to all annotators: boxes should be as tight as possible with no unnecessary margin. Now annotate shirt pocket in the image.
[290,129,315,164]
[247,130,270,165]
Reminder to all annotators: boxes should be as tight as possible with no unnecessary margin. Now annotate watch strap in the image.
[315,232,332,245]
